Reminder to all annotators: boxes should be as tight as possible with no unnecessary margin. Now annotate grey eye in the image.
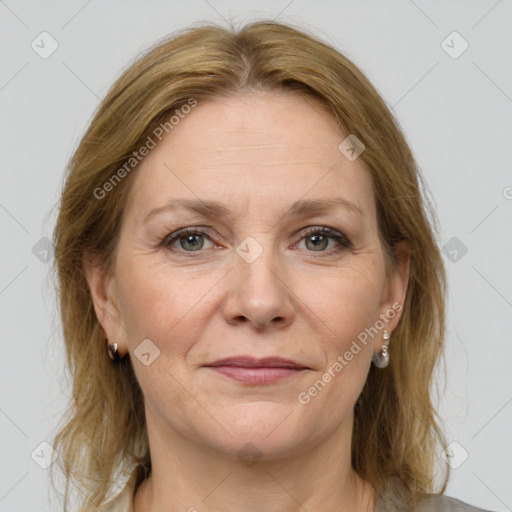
[305,233,330,251]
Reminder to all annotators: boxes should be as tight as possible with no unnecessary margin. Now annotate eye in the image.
[161,226,352,255]
[162,227,216,252]
[297,226,352,254]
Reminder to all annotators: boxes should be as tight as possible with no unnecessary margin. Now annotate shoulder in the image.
[375,488,496,512]
[414,493,496,512]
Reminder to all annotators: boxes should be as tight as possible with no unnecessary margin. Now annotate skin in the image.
[86,91,410,512]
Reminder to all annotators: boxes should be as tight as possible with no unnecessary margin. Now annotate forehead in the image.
[156,92,350,165]
[125,92,376,223]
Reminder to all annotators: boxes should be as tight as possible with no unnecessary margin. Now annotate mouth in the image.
[202,356,310,385]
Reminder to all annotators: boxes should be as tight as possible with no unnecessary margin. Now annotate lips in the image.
[203,356,308,369]
[203,357,309,385]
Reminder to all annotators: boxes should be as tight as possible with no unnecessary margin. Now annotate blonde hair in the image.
[50,20,450,511]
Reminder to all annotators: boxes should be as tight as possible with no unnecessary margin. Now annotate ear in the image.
[83,252,128,355]
[377,240,410,334]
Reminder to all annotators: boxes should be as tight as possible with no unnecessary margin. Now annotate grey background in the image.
[0,1,511,511]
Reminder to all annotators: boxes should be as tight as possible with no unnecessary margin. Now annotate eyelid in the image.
[298,226,352,249]
[161,226,218,249]
[161,225,352,254]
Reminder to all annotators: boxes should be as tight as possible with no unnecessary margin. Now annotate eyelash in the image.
[160,226,352,257]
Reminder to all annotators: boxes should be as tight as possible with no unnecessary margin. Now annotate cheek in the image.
[117,256,210,338]
[300,259,385,343]
[116,260,205,416]
[297,276,378,427]
[298,260,385,414]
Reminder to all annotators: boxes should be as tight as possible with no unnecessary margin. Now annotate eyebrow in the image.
[143,197,364,223]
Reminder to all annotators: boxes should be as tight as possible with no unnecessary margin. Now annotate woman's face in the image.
[89,91,408,460]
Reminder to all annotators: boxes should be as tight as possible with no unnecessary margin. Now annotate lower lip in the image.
[205,366,306,385]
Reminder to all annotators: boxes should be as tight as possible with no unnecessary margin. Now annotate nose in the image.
[222,239,296,330]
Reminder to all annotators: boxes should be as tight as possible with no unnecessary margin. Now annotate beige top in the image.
[97,471,496,512]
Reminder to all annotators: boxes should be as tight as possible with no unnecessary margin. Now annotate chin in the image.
[201,401,313,461]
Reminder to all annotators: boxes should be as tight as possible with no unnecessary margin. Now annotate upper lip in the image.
[203,356,309,369]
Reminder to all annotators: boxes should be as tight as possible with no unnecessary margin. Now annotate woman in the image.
[50,20,495,512]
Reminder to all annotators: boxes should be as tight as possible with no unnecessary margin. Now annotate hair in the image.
[49,19,450,511]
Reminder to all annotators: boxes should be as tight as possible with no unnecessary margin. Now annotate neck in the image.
[133,409,375,512]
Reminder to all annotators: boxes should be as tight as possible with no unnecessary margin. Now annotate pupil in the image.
[308,234,327,251]
[182,234,203,251]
